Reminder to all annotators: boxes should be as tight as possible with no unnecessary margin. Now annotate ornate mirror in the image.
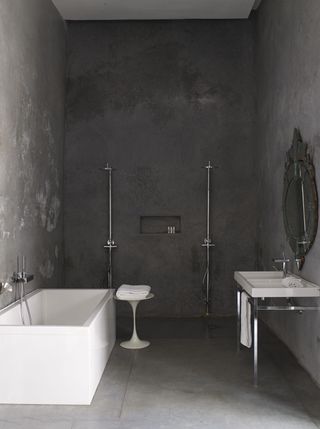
[283,128,318,269]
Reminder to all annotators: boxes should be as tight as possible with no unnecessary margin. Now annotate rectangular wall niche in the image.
[140,216,181,234]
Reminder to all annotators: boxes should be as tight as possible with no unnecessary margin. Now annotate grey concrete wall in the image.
[255,0,320,384]
[65,20,257,317]
[0,0,66,309]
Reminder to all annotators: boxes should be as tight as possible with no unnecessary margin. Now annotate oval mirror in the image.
[283,129,318,269]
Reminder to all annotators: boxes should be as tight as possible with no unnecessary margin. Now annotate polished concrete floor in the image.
[0,317,320,428]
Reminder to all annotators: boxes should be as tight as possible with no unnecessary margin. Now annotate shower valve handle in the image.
[202,238,215,247]
[104,240,117,249]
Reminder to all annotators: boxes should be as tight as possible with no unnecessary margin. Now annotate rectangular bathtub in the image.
[0,288,115,405]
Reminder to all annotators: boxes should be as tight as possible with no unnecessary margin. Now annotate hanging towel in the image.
[116,284,151,299]
[240,291,252,348]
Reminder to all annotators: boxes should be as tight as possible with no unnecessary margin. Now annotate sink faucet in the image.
[273,252,290,277]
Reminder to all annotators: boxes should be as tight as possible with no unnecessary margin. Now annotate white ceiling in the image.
[52,0,257,21]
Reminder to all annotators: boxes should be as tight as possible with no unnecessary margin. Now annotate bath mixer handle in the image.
[12,272,34,283]
[0,280,13,294]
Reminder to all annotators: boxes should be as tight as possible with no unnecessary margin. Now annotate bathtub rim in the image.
[0,288,115,330]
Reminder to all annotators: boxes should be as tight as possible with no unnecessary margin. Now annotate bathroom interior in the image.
[1,0,320,427]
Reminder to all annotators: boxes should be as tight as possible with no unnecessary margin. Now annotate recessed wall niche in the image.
[140,216,181,234]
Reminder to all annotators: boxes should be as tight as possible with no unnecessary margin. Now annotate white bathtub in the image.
[0,288,115,405]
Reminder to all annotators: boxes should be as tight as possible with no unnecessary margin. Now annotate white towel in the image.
[282,276,302,288]
[240,291,252,348]
[116,284,151,299]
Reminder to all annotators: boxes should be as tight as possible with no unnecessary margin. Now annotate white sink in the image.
[234,271,320,298]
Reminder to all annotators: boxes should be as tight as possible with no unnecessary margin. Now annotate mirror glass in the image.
[283,129,318,269]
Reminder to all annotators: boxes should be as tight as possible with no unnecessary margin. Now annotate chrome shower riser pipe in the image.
[101,163,117,289]
[202,161,216,316]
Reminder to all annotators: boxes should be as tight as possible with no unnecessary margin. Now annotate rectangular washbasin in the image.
[234,271,320,298]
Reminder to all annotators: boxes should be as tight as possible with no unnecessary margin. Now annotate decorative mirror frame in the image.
[283,128,318,270]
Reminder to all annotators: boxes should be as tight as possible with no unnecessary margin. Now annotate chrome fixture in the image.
[101,163,117,288]
[0,256,34,291]
[12,256,34,284]
[201,161,216,316]
[0,256,34,325]
[272,252,290,277]
[0,280,13,294]
[16,256,33,325]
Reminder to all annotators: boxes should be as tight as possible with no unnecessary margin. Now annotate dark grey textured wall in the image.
[0,0,66,309]
[65,20,257,317]
[255,0,320,384]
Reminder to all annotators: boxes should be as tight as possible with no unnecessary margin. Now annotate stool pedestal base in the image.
[120,298,152,350]
[120,339,150,349]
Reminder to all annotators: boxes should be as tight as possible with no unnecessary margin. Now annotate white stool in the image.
[116,293,154,349]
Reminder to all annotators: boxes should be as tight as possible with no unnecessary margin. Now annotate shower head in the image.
[203,161,218,169]
[100,163,115,171]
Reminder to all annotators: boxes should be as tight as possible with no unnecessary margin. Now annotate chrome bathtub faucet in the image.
[12,255,34,284]
[0,256,34,295]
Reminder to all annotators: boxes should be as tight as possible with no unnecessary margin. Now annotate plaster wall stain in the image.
[36,183,61,233]
[47,195,61,232]
[36,181,50,229]
[67,36,232,125]
[0,0,66,310]
[39,255,54,279]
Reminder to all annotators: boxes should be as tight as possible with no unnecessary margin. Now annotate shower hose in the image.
[19,282,32,325]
